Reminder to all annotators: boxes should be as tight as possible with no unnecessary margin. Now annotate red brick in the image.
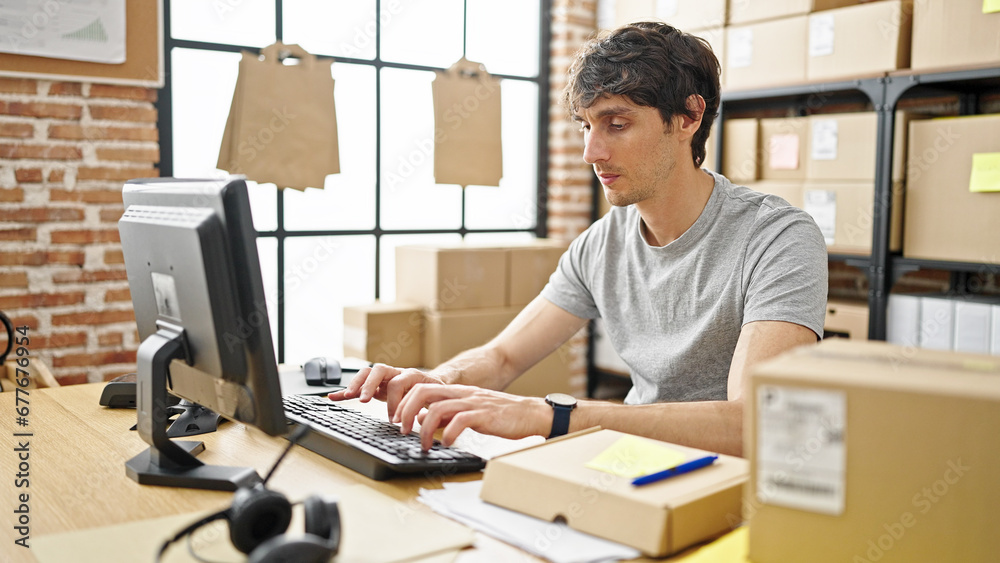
[50,189,123,204]
[8,315,39,330]
[0,78,36,94]
[95,146,160,163]
[50,229,120,244]
[0,188,25,202]
[89,84,157,102]
[0,291,86,310]
[0,271,28,288]
[0,101,82,120]
[48,168,65,182]
[14,168,43,183]
[49,82,83,96]
[77,166,158,181]
[98,331,124,346]
[0,123,33,138]
[52,269,128,284]
[55,373,89,386]
[100,208,124,222]
[52,349,138,368]
[0,207,84,222]
[48,124,157,142]
[0,250,85,266]
[88,105,157,123]
[104,249,124,264]
[30,331,89,350]
[104,287,131,303]
[51,309,135,327]
[0,143,81,160]
[0,227,36,241]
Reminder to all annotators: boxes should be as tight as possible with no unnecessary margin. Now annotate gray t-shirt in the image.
[541,171,828,405]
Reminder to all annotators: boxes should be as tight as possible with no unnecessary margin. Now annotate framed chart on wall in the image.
[0,0,163,87]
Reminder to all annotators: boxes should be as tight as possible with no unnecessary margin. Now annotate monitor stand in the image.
[125,322,262,491]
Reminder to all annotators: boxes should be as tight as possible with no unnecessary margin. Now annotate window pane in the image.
[256,237,279,359]
[380,0,464,68]
[170,0,276,47]
[465,79,540,230]
[379,233,463,301]
[283,236,376,364]
[466,0,540,77]
[170,48,240,179]
[284,63,376,231]
[380,68,462,230]
[283,0,377,60]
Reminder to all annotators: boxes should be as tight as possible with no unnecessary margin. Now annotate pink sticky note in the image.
[769,134,800,170]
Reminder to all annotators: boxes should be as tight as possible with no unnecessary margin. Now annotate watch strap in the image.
[549,404,572,438]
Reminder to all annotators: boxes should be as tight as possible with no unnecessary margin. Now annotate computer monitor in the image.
[119,177,285,491]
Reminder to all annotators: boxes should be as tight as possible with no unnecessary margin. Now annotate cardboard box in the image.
[746,181,804,208]
[422,306,573,396]
[342,301,424,367]
[806,0,912,82]
[904,114,1000,264]
[721,118,760,183]
[912,0,1000,72]
[727,0,857,26]
[725,16,808,91]
[806,111,917,182]
[395,244,508,311]
[803,180,903,254]
[747,339,1000,563]
[886,293,920,347]
[423,307,516,368]
[824,298,869,340]
[481,428,749,557]
[759,116,809,181]
[507,240,567,308]
[614,0,726,31]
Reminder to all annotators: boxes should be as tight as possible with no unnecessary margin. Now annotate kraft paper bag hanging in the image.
[432,57,502,187]
[217,42,339,191]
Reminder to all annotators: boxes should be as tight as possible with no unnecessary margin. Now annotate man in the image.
[330,22,827,457]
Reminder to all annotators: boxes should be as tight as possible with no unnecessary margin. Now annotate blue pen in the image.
[631,455,719,486]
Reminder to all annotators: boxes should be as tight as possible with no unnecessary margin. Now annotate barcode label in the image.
[756,385,846,515]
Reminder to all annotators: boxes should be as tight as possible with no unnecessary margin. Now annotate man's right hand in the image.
[327,364,445,419]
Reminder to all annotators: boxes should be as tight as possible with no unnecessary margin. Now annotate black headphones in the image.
[158,427,341,562]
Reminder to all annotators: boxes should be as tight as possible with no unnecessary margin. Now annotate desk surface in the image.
[0,384,733,563]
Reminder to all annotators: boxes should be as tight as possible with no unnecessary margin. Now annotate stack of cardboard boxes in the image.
[343,240,578,397]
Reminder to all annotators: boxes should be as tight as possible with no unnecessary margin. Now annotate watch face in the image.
[546,393,577,407]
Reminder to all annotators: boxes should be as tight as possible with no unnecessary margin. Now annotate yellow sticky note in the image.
[969,152,1000,193]
[585,435,686,478]
[984,0,1000,14]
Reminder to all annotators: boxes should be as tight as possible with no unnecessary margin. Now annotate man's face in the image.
[574,95,678,208]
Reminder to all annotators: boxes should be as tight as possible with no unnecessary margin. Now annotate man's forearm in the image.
[430,344,521,391]
[570,399,744,457]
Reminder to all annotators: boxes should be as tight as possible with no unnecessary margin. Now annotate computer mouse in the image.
[303,357,341,386]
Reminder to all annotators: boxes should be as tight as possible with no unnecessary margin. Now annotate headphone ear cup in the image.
[246,535,337,563]
[228,487,293,555]
[302,495,340,550]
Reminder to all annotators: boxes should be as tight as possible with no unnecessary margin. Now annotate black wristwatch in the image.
[545,393,577,438]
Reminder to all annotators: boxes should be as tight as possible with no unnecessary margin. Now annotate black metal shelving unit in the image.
[587,64,1000,395]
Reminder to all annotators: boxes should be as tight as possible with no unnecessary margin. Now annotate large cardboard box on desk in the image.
[911,0,1000,72]
[747,339,1000,563]
[904,114,1000,265]
[395,244,508,311]
[805,0,912,82]
[342,301,423,367]
[480,428,749,557]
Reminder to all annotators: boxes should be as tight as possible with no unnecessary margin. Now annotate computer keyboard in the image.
[282,394,486,481]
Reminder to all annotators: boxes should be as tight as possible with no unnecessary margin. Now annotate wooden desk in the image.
[0,384,734,563]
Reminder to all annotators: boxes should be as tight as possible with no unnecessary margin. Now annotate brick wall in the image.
[0,77,157,385]
[547,0,599,395]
